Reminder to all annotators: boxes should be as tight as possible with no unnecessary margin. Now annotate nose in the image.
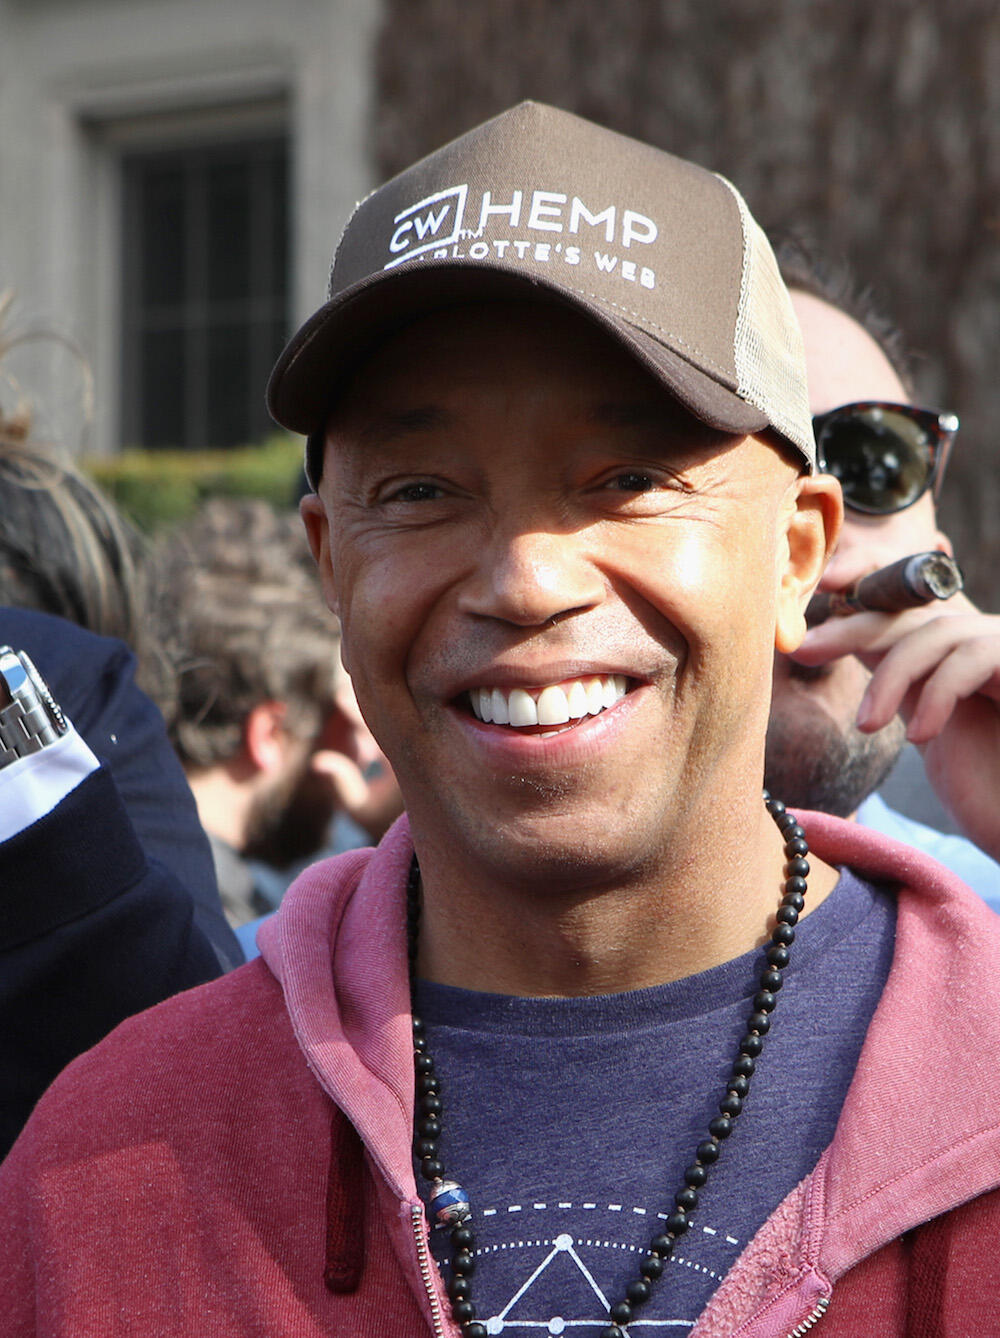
[457,524,605,627]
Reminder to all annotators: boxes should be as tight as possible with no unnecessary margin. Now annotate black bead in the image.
[451,1225,475,1250]
[675,1186,699,1211]
[765,944,789,969]
[684,1162,708,1187]
[421,1157,444,1180]
[598,1328,624,1338]
[772,923,795,946]
[697,1139,720,1163]
[785,876,807,898]
[641,1253,664,1280]
[448,1276,472,1301]
[463,1325,488,1338]
[739,1033,764,1057]
[452,1251,476,1276]
[666,1211,690,1235]
[416,1074,440,1096]
[419,1094,443,1116]
[754,990,777,1012]
[776,905,799,926]
[412,1016,425,1036]
[760,968,784,991]
[415,1054,435,1075]
[719,1093,743,1118]
[418,1115,442,1139]
[415,1138,437,1159]
[627,1279,652,1306]
[784,836,809,857]
[650,1233,675,1256]
[452,1300,477,1323]
[729,1074,750,1097]
[786,856,810,878]
[709,1116,732,1140]
[732,1053,756,1077]
[747,1011,771,1035]
[610,1301,633,1325]
[412,1034,427,1053]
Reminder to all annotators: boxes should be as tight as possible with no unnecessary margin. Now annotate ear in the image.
[775,473,843,654]
[244,700,292,774]
[933,527,953,558]
[300,492,341,619]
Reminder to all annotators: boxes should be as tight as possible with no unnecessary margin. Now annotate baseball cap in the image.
[267,101,815,487]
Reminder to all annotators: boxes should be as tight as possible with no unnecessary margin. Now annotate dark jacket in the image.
[0,608,239,1156]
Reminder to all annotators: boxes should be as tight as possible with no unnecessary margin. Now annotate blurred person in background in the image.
[765,238,1000,907]
[0,387,240,968]
[0,341,242,1154]
[157,497,401,930]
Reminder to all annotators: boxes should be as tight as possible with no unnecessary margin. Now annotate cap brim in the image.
[267,262,771,484]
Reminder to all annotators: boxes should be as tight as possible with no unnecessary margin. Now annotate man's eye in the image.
[606,471,656,492]
[387,481,444,503]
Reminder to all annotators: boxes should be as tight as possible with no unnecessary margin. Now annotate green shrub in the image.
[82,436,305,532]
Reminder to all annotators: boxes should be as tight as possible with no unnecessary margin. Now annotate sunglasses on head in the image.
[813,401,959,516]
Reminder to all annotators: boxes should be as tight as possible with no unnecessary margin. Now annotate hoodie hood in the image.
[692,810,1000,1337]
[258,817,420,1204]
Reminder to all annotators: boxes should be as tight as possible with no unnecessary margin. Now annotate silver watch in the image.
[0,646,69,769]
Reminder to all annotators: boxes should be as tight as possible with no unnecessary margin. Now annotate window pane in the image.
[207,160,252,303]
[140,328,185,448]
[139,164,186,307]
[206,322,251,447]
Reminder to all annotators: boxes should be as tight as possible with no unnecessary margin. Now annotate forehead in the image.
[791,291,907,414]
[325,299,736,463]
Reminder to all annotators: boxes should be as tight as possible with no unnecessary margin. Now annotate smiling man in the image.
[4,103,1000,1338]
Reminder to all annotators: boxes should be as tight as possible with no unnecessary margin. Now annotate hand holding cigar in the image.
[806,552,964,627]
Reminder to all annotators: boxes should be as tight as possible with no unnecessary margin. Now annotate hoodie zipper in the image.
[785,1296,830,1336]
[412,1203,449,1338]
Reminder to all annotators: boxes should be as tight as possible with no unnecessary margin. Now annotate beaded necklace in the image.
[408,791,809,1337]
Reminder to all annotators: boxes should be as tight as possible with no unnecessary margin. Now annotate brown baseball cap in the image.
[267,101,815,487]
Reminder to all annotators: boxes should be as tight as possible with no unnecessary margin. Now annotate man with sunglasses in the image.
[766,249,1000,907]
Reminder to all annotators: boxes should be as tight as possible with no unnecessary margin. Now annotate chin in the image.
[764,700,905,818]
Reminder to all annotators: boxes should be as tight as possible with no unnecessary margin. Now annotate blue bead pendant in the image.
[430,1180,472,1227]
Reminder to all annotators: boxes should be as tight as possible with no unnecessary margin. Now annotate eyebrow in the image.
[351,405,453,449]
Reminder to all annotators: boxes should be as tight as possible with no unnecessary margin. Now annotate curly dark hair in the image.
[155,498,342,769]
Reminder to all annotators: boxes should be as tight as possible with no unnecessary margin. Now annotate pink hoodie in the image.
[3,811,1000,1336]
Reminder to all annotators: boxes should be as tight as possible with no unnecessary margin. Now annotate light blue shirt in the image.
[857,792,1000,914]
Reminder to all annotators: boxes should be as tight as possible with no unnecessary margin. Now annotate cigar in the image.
[806,552,964,626]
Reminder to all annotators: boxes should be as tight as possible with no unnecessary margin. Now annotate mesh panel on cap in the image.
[719,179,815,470]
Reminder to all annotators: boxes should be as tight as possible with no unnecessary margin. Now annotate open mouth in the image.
[466,674,629,730]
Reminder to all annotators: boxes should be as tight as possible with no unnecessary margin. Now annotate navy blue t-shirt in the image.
[414,869,896,1336]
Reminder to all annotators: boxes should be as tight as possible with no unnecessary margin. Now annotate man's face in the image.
[305,301,827,891]
[765,290,949,815]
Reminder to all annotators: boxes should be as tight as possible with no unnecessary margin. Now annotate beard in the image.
[242,758,337,870]
[764,661,906,818]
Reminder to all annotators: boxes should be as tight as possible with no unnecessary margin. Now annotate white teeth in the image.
[468,674,630,727]
[536,685,571,726]
[566,680,589,719]
[507,688,538,727]
[586,678,605,714]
